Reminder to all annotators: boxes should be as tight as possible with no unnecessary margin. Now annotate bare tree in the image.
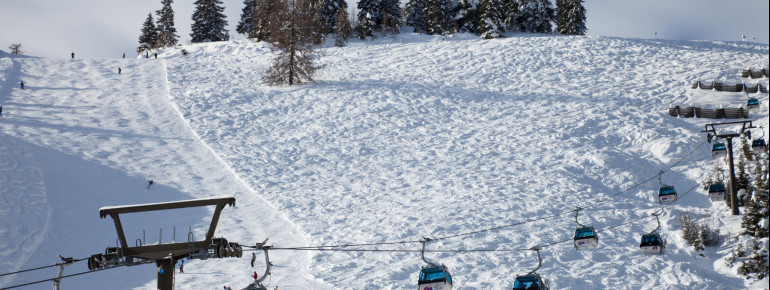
[262,0,323,86]
[8,43,24,55]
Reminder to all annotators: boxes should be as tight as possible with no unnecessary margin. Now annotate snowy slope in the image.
[1,33,768,289]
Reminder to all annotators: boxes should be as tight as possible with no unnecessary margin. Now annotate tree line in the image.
[138,0,586,52]
[137,0,585,85]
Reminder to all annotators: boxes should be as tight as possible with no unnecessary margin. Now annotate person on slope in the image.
[71,52,75,59]
[20,81,24,89]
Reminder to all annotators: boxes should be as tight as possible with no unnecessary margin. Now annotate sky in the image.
[0,0,768,59]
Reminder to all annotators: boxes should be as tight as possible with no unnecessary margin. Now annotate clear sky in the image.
[1,0,768,59]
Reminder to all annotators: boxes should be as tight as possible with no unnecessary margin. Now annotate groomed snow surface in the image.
[0,34,768,289]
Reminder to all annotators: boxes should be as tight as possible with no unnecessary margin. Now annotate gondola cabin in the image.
[640,233,665,255]
[574,226,599,250]
[746,98,759,110]
[513,274,550,290]
[708,183,726,201]
[752,139,767,154]
[711,142,726,158]
[418,266,453,290]
[658,186,678,203]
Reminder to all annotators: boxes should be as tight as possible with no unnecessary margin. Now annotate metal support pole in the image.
[156,257,175,290]
[726,137,740,215]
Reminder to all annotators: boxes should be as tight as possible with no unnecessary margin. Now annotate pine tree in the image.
[452,0,479,33]
[405,0,428,33]
[191,0,230,43]
[742,154,769,238]
[518,0,553,33]
[555,0,586,35]
[501,0,522,32]
[334,7,351,46]
[321,0,348,35]
[477,0,503,39]
[237,0,259,38]
[358,9,376,39]
[356,0,401,33]
[138,13,159,53]
[156,0,179,47]
[424,0,453,35]
[263,0,322,86]
[379,0,402,28]
[253,0,277,41]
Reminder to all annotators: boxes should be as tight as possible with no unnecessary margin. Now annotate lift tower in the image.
[92,196,241,290]
[702,121,755,215]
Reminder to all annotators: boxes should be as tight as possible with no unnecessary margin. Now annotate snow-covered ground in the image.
[0,34,768,289]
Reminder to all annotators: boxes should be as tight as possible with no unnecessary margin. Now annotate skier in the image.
[251,252,256,267]
[146,180,154,189]
[179,259,184,273]
[20,81,24,89]
[146,51,149,58]
[71,52,75,59]
[122,52,126,59]
[154,53,158,59]
[118,68,122,74]
[252,271,258,281]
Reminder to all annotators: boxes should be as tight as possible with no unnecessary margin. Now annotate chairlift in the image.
[657,171,678,203]
[512,246,550,290]
[708,182,726,202]
[639,213,665,255]
[418,238,453,290]
[751,127,767,154]
[711,142,726,158]
[746,98,759,110]
[573,207,599,250]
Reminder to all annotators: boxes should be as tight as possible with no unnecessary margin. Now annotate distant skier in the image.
[154,53,158,59]
[118,67,122,74]
[146,180,154,189]
[252,271,258,281]
[122,52,126,59]
[71,52,75,59]
[20,81,24,89]
[146,51,149,58]
[251,252,256,267]
[178,259,184,273]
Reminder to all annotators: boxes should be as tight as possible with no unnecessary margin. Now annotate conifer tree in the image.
[518,0,553,33]
[253,0,277,41]
[321,0,348,35]
[191,0,230,43]
[358,9,376,39]
[138,13,159,53]
[334,7,351,46]
[424,0,453,35]
[405,0,428,33]
[452,0,479,33]
[156,0,179,47]
[357,0,401,33]
[501,0,522,32]
[237,0,259,38]
[555,0,586,35]
[263,0,322,85]
[477,0,503,39]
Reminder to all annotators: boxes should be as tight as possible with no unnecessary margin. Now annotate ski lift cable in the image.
[0,141,707,280]
[0,261,138,290]
[262,141,707,250]
[268,184,700,254]
[0,258,87,277]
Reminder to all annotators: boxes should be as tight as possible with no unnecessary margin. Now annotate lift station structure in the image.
[89,196,242,290]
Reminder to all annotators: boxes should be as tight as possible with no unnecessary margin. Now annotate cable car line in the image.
[251,141,707,252]
[0,262,138,290]
[0,258,86,277]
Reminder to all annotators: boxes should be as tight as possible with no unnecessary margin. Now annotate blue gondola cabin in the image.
[574,226,599,250]
[419,266,453,290]
[513,274,550,290]
[752,139,767,154]
[708,183,726,201]
[746,98,759,110]
[658,186,678,203]
[640,233,665,255]
[712,142,726,158]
